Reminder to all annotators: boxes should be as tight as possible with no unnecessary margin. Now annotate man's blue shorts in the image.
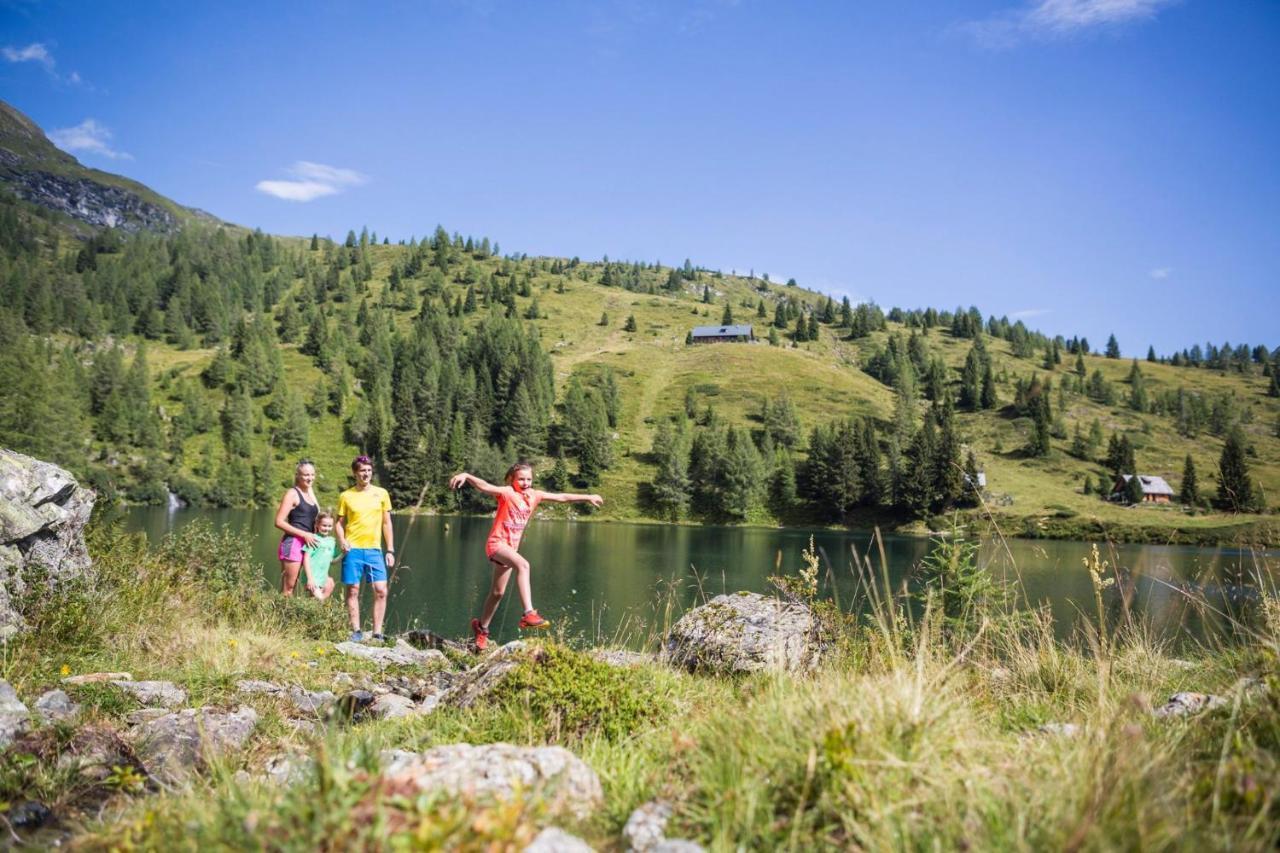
[342,548,387,585]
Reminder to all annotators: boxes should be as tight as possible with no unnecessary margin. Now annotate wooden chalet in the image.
[1110,474,1175,504]
[690,324,755,344]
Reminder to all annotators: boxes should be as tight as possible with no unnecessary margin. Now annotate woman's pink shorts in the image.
[278,535,303,563]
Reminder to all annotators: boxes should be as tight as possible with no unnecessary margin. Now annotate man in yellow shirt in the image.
[335,455,395,642]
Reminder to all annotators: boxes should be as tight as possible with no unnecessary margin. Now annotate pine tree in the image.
[756,299,767,318]
[721,304,734,325]
[1217,429,1257,512]
[624,315,637,332]
[1105,333,1121,359]
[1179,454,1200,506]
[650,419,691,519]
[1124,473,1144,505]
[598,312,609,326]
[1075,351,1086,378]
[774,302,788,329]
[980,363,998,409]
[721,428,764,520]
[1147,345,1157,363]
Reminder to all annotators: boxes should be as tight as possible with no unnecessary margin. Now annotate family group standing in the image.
[273,455,601,647]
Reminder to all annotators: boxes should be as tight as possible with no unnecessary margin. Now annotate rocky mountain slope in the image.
[0,99,215,234]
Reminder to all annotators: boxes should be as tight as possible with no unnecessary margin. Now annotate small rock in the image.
[112,680,187,708]
[1036,723,1080,738]
[34,689,80,723]
[262,752,313,785]
[651,842,704,853]
[591,649,656,669]
[402,629,470,655]
[333,690,376,721]
[63,671,133,685]
[332,672,356,687]
[525,826,595,852]
[0,679,30,748]
[7,800,51,830]
[1153,692,1227,719]
[624,799,674,851]
[333,639,446,668]
[370,692,418,719]
[131,705,258,785]
[382,743,603,821]
[664,593,825,675]
[236,679,284,695]
[127,708,171,725]
[287,687,336,715]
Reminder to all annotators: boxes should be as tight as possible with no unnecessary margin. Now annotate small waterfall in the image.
[166,490,185,513]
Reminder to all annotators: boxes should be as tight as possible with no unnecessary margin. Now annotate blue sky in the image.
[2,0,1277,355]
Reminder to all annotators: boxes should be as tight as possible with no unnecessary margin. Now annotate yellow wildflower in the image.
[60,664,71,677]
[290,651,300,660]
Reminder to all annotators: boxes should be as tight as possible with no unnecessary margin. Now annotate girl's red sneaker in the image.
[471,618,490,651]
[519,610,550,630]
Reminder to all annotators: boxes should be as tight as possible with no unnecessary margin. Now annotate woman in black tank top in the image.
[273,459,319,596]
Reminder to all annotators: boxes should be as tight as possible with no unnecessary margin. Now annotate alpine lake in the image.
[119,507,1277,648]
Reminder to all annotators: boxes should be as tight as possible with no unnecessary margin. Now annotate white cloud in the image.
[2,42,53,68]
[255,160,367,202]
[960,0,1176,48]
[1149,267,1172,279]
[49,119,133,160]
[1009,308,1051,319]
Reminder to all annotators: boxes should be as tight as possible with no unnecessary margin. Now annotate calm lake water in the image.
[118,507,1277,647]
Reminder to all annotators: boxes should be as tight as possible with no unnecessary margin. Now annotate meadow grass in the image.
[3,517,1278,849]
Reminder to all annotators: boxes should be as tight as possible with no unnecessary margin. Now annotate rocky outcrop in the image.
[130,706,258,785]
[624,800,674,851]
[664,592,825,675]
[5,169,179,233]
[443,641,530,709]
[382,743,603,821]
[334,639,447,668]
[112,680,187,708]
[235,680,335,715]
[0,449,95,640]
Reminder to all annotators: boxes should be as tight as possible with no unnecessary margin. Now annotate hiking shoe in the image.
[471,618,490,652]
[371,633,386,643]
[519,610,550,630]
[349,630,365,643]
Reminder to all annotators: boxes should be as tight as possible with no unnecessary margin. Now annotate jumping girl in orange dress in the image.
[449,462,603,650]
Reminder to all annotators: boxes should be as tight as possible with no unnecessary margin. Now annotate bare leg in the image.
[486,544,533,618]
[345,584,361,631]
[479,561,513,628]
[372,581,389,635]
[316,578,335,601]
[280,560,301,596]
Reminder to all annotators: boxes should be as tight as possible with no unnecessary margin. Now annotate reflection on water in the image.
[116,507,1277,647]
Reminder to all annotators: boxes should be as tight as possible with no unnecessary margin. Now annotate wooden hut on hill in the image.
[690,324,754,344]
[1110,474,1175,504]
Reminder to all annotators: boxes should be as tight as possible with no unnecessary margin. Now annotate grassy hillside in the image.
[114,236,1279,544]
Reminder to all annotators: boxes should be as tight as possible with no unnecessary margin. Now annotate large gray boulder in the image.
[0,449,95,640]
[130,706,258,785]
[382,743,603,821]
[663,592,825,675]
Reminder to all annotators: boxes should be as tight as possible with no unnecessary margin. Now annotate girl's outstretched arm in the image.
[449,472,515,499]
[537,490,604,508]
